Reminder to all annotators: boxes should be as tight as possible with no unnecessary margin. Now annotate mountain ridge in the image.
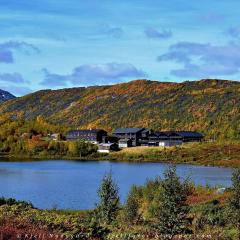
[0,89,16,103]
[0,79,239,139]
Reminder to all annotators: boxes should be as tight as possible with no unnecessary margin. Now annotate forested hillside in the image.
[0,89,15,103]
[0,79,240,140]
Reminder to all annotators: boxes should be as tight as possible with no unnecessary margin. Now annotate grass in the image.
[104,141,240,168]
[186,185,231,205]
[0,204,90,237]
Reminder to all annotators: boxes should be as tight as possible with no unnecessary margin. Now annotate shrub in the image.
[0,197,34,208]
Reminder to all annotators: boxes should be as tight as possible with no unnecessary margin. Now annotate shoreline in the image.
[0,155,239,170]
[1,141,240,168]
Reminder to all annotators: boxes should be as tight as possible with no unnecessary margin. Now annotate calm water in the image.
[0,160,233,210]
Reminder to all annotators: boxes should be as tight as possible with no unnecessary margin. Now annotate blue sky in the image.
[0,0,240,96]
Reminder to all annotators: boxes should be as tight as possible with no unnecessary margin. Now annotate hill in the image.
[0,79,240,140]
[0,89,15,103]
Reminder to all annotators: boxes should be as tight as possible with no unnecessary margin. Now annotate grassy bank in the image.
[103,141,240,168]
[0,152,102,162]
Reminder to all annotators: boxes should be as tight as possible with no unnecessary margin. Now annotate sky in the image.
[1,0,240,96]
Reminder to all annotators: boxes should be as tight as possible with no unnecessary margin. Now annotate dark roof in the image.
[67,129,107,134]
[164,131,203,138]
[150,131,203,138]
[176,131,204,138]
[150,132,181,139]
[141,128,151,133]
[113,128,145,134]
[154,131,169,136]
[162,131,184,137]
[119,139,132,143]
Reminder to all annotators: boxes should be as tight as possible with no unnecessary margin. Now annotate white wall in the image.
[97,149,110,153]
[119,143,128,148]
[159,140,182,147]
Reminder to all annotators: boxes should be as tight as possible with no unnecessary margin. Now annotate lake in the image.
[0,160,234,210]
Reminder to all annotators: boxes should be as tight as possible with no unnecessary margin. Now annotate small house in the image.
[97,143,119,153]
[50,133,61,141]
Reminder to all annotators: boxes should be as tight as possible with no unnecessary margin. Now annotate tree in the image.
[67,141,78,156]
[97,172,120,225]
[157,165,191,239]
[124,185,140,224]
[229,168,240,238]
[67,140,97,157]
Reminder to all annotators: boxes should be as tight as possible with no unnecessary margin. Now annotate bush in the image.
[0,197,34,208]
[194,201,228,229]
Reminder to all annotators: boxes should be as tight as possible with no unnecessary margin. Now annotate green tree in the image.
[67,140,97,157]
[157,165,191,239]
[97,172,120,225]
[124,185,141,224]
[67,141,78,156]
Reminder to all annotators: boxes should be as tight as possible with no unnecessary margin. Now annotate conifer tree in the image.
[97,172,120,225]
[157,165,190,239]
[124,185,140,223]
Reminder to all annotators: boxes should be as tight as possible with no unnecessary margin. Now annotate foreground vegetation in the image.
[0,166,239,240]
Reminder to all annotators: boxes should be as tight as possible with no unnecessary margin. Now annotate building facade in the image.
[118,139,133,148]
[113,128,146,146]
[148,131,203,147]
[66,127,204,148]
[66,129,107,144]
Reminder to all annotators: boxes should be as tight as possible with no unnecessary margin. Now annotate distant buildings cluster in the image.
[65,128,204,153]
